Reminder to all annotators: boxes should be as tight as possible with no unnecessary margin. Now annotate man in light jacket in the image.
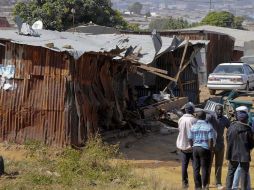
[176,102,197,189]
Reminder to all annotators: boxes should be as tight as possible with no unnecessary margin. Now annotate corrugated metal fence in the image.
[155,47,199,103]
[0,41,128,146]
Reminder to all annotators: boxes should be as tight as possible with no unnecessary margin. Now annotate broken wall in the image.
[0,41,128,146]
[155,47,199,103]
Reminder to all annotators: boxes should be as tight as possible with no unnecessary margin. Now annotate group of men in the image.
[176,102,254,190]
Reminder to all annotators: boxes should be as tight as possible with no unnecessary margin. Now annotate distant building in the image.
[0,17,10,27]
[182,25,254,61]
[66,24,120,35]
[150,12,158,17]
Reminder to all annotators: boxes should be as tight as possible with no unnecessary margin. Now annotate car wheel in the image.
[246,82,249,91]
[209,89,216,95]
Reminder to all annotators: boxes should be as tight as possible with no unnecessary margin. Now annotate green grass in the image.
[0,137,147,190]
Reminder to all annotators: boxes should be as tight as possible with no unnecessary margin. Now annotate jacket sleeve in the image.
[226,124,233,143]
[225,118,230,129]
[247,130,254,150]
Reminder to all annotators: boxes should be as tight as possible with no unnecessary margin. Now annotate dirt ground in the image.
[0,86,254,189]
[116,86,254,189]
[117,128,254,189]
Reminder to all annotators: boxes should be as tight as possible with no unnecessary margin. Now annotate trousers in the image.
[193,146,211,189]
[180,150,193,186]
[226,161,250,190]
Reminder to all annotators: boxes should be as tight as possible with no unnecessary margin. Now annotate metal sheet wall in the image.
[0,41,128,146]
[156,31,234,74]
[124,31,234,75]
[0,42,69,146]
[155,47,199,103]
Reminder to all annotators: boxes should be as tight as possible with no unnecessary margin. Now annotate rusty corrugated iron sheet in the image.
[0,31,207,146]
[155,47,199,103]
[160,32,234,74]
[124,31,234,74]
[0,41,128,146]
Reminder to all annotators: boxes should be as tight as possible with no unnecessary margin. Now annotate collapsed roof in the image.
[0,29,209,63]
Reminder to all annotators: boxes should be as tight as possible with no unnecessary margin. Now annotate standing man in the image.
[207,104,230,189]
[226,106,254,190]
[231,106,252,190]
[176,102,197,189]
[189,110,215,190]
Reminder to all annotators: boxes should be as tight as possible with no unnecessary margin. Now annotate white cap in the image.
[235,106,249,113]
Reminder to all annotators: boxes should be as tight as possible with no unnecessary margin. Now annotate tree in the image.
[13,0,128,31]
[201,11,244,29]
[128,2,143,15]
[149,17,190,30]
[145,11,151,18]
[233,16,245,29]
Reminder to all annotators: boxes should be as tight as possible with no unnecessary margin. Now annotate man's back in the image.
[226,121,254,162]
[190,120,214,150]
[177,114,197,151]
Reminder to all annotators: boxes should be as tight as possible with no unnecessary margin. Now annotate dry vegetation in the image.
[0,130,254,190]
[0,138,148,190]
[1,87,254,190]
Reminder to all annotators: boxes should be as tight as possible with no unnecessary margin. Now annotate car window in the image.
[246,65,254,74]
[213,65,244,74]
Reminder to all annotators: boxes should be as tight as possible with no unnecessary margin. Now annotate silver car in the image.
[207,62,254,95]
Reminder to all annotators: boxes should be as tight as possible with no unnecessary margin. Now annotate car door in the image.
[245,65,254,88]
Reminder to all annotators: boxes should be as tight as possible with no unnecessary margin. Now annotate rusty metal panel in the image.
[158,31,234,74]
[124,31,234,76]
[0,42,69,146]
[0,41,129,146]
[154,48,199,103]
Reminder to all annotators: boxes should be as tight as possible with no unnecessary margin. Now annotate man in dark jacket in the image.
[225,107,254,190]
[207,104,230,189]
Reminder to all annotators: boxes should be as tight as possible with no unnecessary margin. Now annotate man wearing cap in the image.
[188,110,215,190]
[232,106,252,190]
[207,104,230,189]
[176,102,197,189]
[226,106,254,190]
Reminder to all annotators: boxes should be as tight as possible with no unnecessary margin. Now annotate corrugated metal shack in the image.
[130,38,208,103]
[182,25,254,62]
[155,43,201,103]
[0,29,207,146]
[125,29,234,81]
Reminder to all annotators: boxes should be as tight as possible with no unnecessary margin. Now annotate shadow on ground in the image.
[114,130,181,167]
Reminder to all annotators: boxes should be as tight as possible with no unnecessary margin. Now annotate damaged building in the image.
[0,29,207,146]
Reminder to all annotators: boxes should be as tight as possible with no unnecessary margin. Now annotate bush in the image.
[1,137,145,189]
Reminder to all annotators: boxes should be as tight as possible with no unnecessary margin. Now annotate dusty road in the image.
[1,86,254,189]
[118,129,254,189]
[118,86,254,189]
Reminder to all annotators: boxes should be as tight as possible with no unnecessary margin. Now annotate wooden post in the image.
[138,65,177,82]
[0,156,4,176]
[163,37,189,93]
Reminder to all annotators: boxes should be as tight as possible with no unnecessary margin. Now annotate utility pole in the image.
[71,8,75,33]
[209,0,212,11]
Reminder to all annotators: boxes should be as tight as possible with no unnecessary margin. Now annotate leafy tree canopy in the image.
[13,0,128,31]
[201,11,244,29]
[149,17,191,30]
[128,2,143,15]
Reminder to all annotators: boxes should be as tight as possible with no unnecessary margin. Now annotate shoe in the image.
[182,183,189,189]
[216,184,225,190]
